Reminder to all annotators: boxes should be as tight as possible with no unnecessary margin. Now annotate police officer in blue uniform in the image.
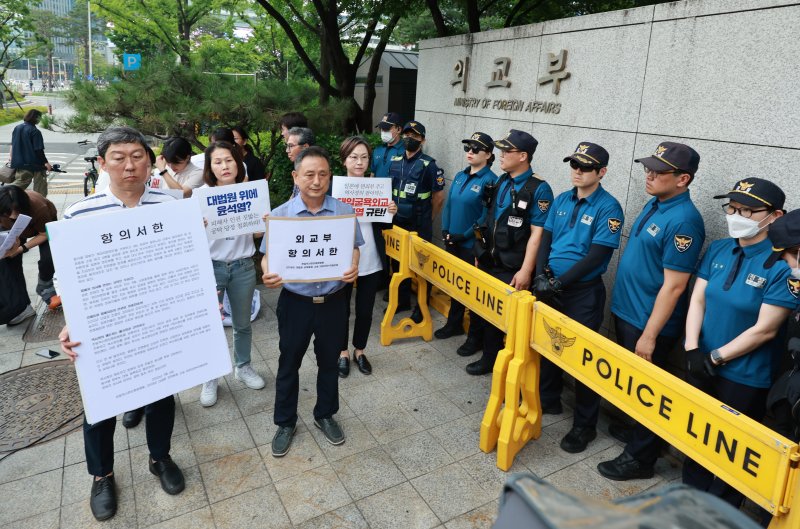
[598,142,705,480]
[681,178,797,508]
[467,129,554,375]
[389,121,445,320]
[533,142,624,453]
[371,112,404,178]
[436,132,498,353]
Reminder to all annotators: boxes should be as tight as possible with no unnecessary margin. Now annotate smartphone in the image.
[35,349,60,359]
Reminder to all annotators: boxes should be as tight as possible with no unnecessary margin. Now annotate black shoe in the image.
[149,456,185,495]
[122,407,144,429]
[560,426,597,453]
[608,422,634,444]
[541,401,563,415]
[434,324,465,339]
[272,425,296,457]
[338,356,350,378]
[410,306,423,324]
[597,451,654,481]
[355,353,372,375]
[382,291,389,302]
[457,337,482,357]
[466,356,493,376]
[90,475,117,521]
[315,417,345,445]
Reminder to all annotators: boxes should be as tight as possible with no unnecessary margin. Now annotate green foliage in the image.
[0,0,46,76]
[0,105,47,127]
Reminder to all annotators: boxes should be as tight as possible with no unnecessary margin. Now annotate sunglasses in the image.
[463,145,487,154]
[569,160,598,172]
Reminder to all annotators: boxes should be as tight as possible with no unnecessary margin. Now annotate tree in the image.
[0,0,46,104]
[94,0,221,66]
[60,2,107,77]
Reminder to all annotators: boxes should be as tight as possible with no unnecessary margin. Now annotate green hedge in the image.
[0,106,48,127]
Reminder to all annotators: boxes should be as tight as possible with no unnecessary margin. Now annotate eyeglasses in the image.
[721,203,770,219]
[569,160,598,172]
[463,145,486,154]
[285,143,298,152]
[643,166,681,178]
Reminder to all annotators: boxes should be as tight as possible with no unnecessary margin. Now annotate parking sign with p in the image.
[122,54,141,71]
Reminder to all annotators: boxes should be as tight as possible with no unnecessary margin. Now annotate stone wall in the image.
[415,0,800,299]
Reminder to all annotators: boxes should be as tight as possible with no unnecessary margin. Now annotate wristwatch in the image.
[21,243,29,253]
[709,348,725,366]
[159,169,168,176]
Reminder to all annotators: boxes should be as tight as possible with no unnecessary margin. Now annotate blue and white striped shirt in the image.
[63,187,176,219]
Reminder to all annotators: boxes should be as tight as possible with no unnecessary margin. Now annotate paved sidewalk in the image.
[0,192,682,529]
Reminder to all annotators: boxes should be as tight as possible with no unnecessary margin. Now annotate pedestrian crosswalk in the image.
[45,152,89,194]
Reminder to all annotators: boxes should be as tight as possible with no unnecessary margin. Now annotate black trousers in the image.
[84,395,175,476]
[443,243,481,338]
[539,279,606,427]
[274,288,347,427]
[395,220,430,309]
[682,374,768,508]
[473,266,516,366]
[612,316,679,464]
[343,271,382,351]
[0,253,29,323]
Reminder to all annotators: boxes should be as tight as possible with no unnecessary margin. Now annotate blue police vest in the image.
[389,152,437,239]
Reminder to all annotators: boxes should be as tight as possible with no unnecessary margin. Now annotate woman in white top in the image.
[199,141,265,407]
[154,137,205,198]
[337,136,397,377]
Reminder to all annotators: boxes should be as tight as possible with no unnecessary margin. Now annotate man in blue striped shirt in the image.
[59,127,183,522]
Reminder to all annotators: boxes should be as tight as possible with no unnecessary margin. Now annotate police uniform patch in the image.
[674,234,693,253]
[537,200,550,213]
[470,184,481,193]
[607,218,621,233]
[788,277,800,299]
[436,175,445,186]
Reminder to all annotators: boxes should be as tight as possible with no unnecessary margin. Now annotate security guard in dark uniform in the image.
[468,129,554,375]
[598,142,705,480]
[371,112,404,178]
[437,132,498,353]
[389,120,445,321]
[681,178,797,509]
[533,142,624,454]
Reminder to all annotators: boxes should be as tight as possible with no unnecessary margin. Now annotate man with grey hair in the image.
[59,126,185,522]
[286,126,314,198]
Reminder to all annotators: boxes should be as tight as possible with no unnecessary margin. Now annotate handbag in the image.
[0,162,15,184]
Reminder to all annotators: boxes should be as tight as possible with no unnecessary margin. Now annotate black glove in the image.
[442,230,450,240]
[686,348,716,380]
[448,233,466,243]
[788,337,800,369]
[533,274,561,302]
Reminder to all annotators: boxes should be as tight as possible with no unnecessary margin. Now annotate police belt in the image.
[393,189,432,200]
[283,287,347,304]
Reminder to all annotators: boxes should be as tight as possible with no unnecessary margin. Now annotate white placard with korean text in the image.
[331,176,393,223]
[194,180,270,239]
[0,214,31,256]
[266,215,356,282]
[46,199,231,424]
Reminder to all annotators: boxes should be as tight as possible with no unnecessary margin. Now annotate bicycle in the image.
[78,140,98,196]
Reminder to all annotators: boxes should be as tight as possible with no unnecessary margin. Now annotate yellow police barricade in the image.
[522,300,800,524]
[380,226,433,344]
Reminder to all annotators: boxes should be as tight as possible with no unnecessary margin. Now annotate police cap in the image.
[494,129,538,158]
[563,142,609,168]
[402,121,426,137]
[766,209,800,267]
[461,132,494,151]
[376,112,402,130]
[635,141,700,176]
[713,177,786,210]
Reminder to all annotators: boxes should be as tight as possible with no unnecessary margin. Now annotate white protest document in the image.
[193,180,270,240]
[0,214,31,256]
[267,215,355,282]
[331,176,393,223]
[46,199,231,424]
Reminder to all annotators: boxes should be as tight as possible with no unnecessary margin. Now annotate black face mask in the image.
[403,137,422,152]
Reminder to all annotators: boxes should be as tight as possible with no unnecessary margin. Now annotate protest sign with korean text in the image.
[266,215,356,282]
[331,176,393,223]
[46,199,231,423]
[194,180,270,239]
[0,214,31,256]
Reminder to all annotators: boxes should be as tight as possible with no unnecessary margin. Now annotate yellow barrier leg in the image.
[497,295,540,471]
[769,452,800,528]
[480,293,519,454]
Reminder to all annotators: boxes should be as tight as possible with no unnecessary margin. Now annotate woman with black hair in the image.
[0,185,59,324]
[232,126,266,181]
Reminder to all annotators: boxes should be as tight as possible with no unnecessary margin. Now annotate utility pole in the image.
[87,1,93,78]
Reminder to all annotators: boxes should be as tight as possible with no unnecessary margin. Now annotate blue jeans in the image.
[213,258,255,367]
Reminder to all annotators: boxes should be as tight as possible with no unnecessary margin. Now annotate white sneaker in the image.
[200,379,218,407]
[235,364,265,390]
[8,305,35,325]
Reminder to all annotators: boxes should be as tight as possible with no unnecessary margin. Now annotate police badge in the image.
[674,234,693,253]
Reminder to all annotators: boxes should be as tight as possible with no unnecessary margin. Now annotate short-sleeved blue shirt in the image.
[260,194,364,296]
[697,237,799,388]
[371,142,405,178]
[611,191,705,336]
[441,165,497,248]
[492,168,554,227]
[544,184,624,281]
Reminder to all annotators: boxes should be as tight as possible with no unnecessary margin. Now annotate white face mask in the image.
[380,130,394,143]
[726,212,772,240]
[791,250,800,279]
